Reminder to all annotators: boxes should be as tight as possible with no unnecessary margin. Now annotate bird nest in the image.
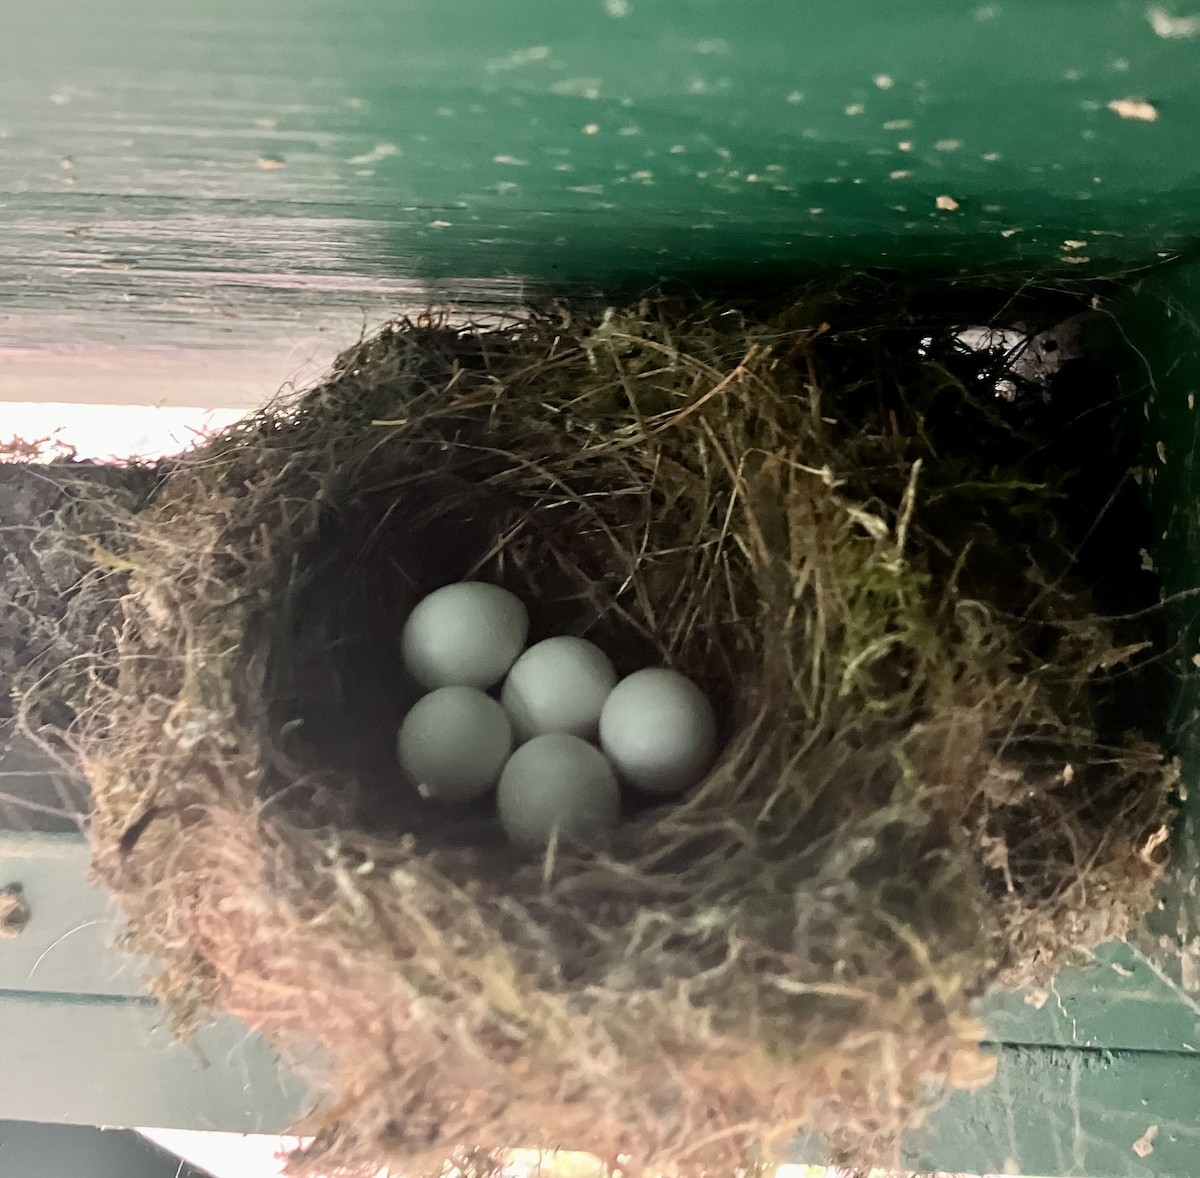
[8,286,1177,1175]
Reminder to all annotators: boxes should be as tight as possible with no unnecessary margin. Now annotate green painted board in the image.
[0,991,305,1132]
[3,0,1199,359]
[913,1044,1200,1177]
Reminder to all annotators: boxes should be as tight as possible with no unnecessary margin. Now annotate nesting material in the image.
[12,291,1178,1175]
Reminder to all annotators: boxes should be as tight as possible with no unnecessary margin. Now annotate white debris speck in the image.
[883,118,912,130]
[618,125,641,136]
[493,154,529,166]
[550,78,602,99]
[486,46,550,72]
[428,220,452,229]
[604,0,630,16]
[975,4,1000,19]
[935,138,963,151]
[568,184,605,194]
[695,38,728,54]
[1157,439,1168,464]
[873,73,895,89]
[1108,97,1159,121]
[889,169,911,179]
[1061,239,1088,250]
[936,194,960,210]
[898,140,913,151]
[629,169,654,183]
[844,103,865,116]
[346,142,400,166]
[786,90,805,104]
[983,151,1002,161]
[1062,255,1092,264]
[1148,5,1200,37]
[1189,393,1196,410]
[808,207,824,215]
[1001,228,1020,237]
[582,123,601,135]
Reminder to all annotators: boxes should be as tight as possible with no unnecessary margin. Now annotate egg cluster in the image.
[396,581,718,848]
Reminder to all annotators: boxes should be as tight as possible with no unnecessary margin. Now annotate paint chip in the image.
[935,194,960,210]
[873,73,895,89]
[1108,97,1159,121]
[1148,5,1200,37]
[1132,1125,1159,1158]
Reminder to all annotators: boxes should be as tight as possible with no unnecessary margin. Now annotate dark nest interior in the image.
[2,278,1181,1175]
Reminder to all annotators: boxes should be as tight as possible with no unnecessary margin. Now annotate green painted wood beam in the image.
[3,0,1198,358]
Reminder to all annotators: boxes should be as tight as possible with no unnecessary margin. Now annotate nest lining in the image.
[10,288,1178,1175]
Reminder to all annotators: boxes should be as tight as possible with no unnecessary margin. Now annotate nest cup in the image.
[48,292,1176,1175]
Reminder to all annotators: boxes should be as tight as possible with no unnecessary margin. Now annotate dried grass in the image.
[8,291,1177,1175]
